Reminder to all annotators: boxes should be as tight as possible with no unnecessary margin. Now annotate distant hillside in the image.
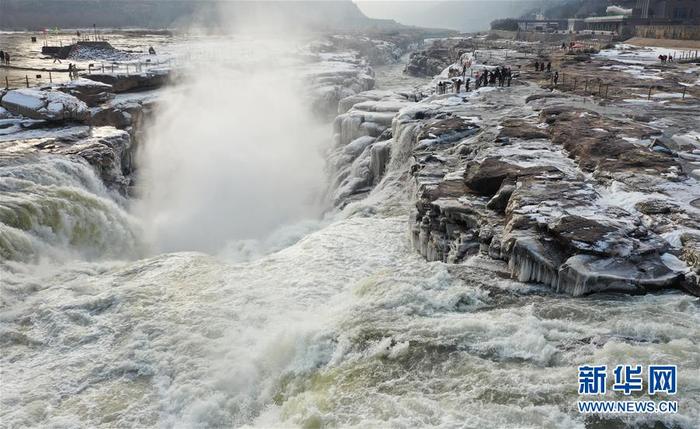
[535,0,636,19]
[357,1,544,32]
[0,0,390,31]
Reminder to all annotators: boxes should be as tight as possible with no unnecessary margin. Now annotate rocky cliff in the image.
[329,39,700,297]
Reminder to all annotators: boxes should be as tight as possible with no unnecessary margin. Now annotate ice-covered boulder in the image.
[0,88,89,122]
[56,78,114,107]
[82,70,169,93]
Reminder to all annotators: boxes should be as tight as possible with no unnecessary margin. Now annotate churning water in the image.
[1,39,699,429]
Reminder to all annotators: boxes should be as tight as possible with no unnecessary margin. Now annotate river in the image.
[1,37,699,429]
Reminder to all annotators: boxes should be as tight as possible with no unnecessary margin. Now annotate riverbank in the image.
[1,31,699,429]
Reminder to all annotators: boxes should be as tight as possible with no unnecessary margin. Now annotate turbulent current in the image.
[1,43,699,429]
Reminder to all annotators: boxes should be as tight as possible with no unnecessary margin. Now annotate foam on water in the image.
[2,38,700,429]
[3,210,699,428]
[0,154,143,263]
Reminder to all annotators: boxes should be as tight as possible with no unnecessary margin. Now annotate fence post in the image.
[25,75,29,88]
[49,71,52,83]
[648,85,653,100]
[5,76,8,89]
[584,79,589,92]
[682,86,687,100]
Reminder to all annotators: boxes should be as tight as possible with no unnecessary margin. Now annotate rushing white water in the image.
[1,40,699,429]
[133,38,328,254]
[0,153,143,263]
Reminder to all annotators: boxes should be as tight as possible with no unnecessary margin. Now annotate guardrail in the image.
[2,58,174,90]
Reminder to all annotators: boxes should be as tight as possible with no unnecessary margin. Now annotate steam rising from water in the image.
[135,38,327,254]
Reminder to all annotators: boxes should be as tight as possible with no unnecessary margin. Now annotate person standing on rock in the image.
[465,77,471,92]
[553,71,559,86]
[4,52,9,65]
[534,61,540,71]
[0,51,4,64]
[547,62,552,72]
[454,78,462,93]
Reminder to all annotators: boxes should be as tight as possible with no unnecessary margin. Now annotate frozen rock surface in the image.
[337,38,700,297]
[0,88,89,122]
[0,126,133,194]
[82,70,169,93]
[328,90,421,206]
[56,78,115,107]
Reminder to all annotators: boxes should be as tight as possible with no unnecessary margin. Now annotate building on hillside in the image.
[568,18,586,32]
[634,0,698,24]
[584,15,634,36]
[516,19,567,32]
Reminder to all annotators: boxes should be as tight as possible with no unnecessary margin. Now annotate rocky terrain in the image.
[3,31,699,296]
[330,38,700,297]
[0,37,389,198]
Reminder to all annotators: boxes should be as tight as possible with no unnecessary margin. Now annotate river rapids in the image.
[1,39,699,429]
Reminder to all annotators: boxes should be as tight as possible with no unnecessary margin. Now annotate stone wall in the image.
[635,25,700,41]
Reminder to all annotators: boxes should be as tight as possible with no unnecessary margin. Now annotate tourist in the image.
[475,73,481,89]
[553,71,559,86]
[0,51,4,63]
[547,62,552,72]
[4,52,9,65]
[534,61,540,71]
[465,77,471,92]
[454,78,462,93]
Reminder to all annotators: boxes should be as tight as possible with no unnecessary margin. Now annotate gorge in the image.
[1,25,699,429]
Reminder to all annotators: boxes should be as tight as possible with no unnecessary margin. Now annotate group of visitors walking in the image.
[534,61,551,72]
[436,63,516,95]
[0,50,10,65]
[475,66,513,88]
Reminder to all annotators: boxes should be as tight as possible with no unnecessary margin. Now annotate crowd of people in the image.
[658,54,674,63]
[436,62,517,95]
[0,50,10,65]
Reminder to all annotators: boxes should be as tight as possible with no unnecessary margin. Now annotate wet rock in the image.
[558,254,684,296]
[486,182,515,213]
[417,116,480,148]
[464,158,562,196]
[635,199,678,215]
[497,119,550,140]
